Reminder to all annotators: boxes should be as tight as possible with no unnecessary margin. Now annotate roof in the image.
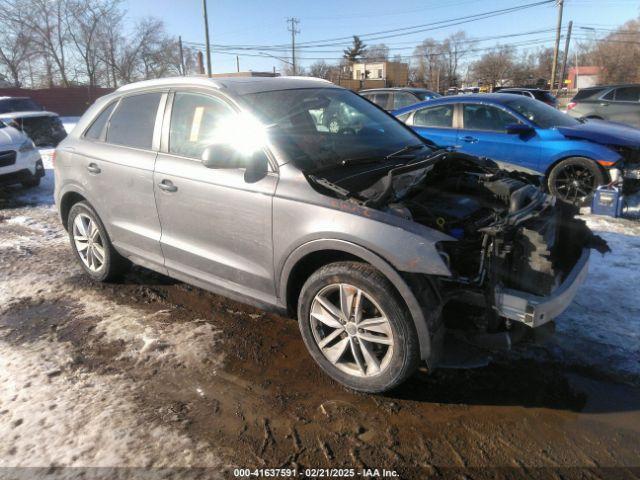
[0,111,58,119]
[0,96,31,101]
[498,87,549,92]
[578,83,640,90]
[391,93,533,115]
[359,87,436,93]
[116,76,336,97]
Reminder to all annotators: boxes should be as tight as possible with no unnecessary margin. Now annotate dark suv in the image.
[567,84,640,127]
[359,88,441,111]
[496,88,558,108]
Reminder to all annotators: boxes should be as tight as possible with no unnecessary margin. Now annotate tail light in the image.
[566,102,577,111]
[51,149,56,167]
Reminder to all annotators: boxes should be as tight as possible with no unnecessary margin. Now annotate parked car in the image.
[0,96,67,147]
[496,87,558,108]
[0,119,45,188]
[393,93,640,204]
[54,77,606,393]
[567,84,640,127]
[359,87,441,111]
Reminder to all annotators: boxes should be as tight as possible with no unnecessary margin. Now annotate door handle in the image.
[599,102,609,106]
[461,136,479,143]
[86,163,101,174]
[158,179,178,193]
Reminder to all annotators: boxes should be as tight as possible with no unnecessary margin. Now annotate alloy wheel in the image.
[310,283,394,377]
[73,213,105,272]
[554,163,597,204]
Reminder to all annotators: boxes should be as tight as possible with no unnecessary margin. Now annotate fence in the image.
[0,87,115,116]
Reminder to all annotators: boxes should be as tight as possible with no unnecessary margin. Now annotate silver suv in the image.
[54,77,605,393]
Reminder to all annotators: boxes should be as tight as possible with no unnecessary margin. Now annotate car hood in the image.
[0,110,58,119]
[557,119,640,148]
[0,125,26,146]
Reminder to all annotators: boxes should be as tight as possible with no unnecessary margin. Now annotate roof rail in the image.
[116,76,222,92]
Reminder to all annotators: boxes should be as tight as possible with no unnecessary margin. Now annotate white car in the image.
[0,119,44,188]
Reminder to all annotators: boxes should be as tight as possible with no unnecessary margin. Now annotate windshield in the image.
[0,98,43,114]
[242,88,430,171]
[504,96,578,129]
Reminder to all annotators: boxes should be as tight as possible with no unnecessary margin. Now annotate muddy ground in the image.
[0,167,639,480]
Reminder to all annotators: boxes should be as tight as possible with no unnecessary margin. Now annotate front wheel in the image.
[297,262,420,393]
[548,157,604,206]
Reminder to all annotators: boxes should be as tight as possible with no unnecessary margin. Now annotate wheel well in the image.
[285,250,364,316]
[59,192,87,230]
[543,155,606,182]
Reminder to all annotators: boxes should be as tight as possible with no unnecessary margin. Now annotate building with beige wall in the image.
[351,61,409,87]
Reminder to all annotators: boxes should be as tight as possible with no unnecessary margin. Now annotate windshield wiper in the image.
[339,144,427,168]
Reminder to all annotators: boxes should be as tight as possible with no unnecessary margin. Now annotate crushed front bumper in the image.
[494,248,590,328]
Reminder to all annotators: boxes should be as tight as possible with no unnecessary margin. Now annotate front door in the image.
[457,103,541,173]
[153,91,277,302]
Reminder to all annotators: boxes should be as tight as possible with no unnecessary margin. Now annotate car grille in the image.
[0,150,17,167]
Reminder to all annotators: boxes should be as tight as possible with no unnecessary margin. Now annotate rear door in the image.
[456,102,541,172]
[406,103,457,147]
[602,86,640,126]
[153,90,277,301]
[74,92,166,270]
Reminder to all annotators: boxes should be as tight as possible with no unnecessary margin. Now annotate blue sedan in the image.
[393,93,640,204]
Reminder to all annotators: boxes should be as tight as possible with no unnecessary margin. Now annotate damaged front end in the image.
[311,151,609,350]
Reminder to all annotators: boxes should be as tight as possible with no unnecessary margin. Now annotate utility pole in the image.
[287,17,300,76]
[202,0,212,77]
[178,36,185,76]
[236,55,240,73]
[550,0,564,91]
[560,20,572,91]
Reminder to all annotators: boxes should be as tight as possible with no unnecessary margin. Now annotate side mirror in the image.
[506,123,534,135]
[201,144,269,183]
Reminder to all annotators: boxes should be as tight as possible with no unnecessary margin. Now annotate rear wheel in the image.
[67,202,130,281]
[297,262,420,393]
[548,157,604,205]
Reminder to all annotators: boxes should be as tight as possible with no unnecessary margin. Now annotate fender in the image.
[279,238,437,363]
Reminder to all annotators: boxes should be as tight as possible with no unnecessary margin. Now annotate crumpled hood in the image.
[557,119,640,148]
[0,125,26,147]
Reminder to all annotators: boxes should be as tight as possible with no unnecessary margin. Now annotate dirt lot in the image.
[1,163,639,479]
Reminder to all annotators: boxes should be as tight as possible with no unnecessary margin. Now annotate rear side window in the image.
[572,88,605,101]
[611,86,640,102]
[85,102,116,140]
[413,105,454,128]
[106,93,161,149]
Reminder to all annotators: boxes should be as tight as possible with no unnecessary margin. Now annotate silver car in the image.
[54,77,606,393]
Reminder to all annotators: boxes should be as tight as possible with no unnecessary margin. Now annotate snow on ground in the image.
[550,202,640,383]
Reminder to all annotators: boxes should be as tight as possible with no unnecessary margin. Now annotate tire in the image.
[297,261,420,393]
[548,157,604,206]
[67,201,130,282]
[21,177,41,188]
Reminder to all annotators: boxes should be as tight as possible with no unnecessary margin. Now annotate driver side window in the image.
[169,92,235,159]
[462,104,517,132]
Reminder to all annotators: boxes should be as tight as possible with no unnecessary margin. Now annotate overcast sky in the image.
[125,0,639,74]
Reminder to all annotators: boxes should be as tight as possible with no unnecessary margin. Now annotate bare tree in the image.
[308,60,331,79]
[66,0,120,88]
[363,44,389,62]
[0,0,72,86]
[471,45,517,89]
[0,23,33,86]
[589,17,640,84]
